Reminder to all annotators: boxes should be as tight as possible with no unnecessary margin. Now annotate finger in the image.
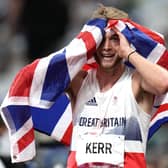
[111,26,119,33]
[111,27,125,39]
[111,27,122,35]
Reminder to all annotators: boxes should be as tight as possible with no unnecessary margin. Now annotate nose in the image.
[103,39,112,51]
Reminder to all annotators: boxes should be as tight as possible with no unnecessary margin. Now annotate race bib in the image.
[76,134,125,167]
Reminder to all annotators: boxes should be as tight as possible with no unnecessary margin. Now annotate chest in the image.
[76,79,132,120]
[75,86,134,137]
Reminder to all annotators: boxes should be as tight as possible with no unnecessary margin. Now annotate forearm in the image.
[129,51,168,95]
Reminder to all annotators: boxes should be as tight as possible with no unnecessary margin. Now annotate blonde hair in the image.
[91,4,129,19]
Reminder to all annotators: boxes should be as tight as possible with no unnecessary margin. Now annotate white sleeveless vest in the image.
[69,67,151,167]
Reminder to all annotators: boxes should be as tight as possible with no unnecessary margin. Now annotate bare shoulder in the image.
[132,71,154,115]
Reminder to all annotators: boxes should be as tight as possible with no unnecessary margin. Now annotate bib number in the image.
[76,134,125,167]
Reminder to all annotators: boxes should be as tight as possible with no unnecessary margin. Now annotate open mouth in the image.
[102,54,115,61]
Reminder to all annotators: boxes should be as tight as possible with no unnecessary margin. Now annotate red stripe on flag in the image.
[82,62,98,71]
[9,59,40,97]
[157,50,168,70]
[17,127,34,153]
[61,122,73,145]
[151,103,168,120]
[77,31,96,59]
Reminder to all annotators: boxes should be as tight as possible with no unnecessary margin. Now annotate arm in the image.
[113,28,168,95]
[66,70,88,109]
[128,51,168,95]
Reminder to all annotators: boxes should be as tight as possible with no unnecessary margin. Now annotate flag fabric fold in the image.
[1,17,168,163]
[0,18,106,163]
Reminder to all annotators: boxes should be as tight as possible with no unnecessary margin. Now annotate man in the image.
[1,4,168,168]
[66,5,168,168]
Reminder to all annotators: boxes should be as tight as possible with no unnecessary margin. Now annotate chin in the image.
[100,65,114,72]
[101,62,114,69]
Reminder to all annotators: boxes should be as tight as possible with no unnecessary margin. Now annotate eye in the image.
[110,34,119,41]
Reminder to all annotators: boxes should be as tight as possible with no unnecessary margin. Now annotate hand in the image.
[112,27,134,59]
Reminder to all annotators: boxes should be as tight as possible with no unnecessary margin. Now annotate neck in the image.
[96,64,125,92]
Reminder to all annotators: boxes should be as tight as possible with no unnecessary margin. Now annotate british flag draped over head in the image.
[0,5,168,165]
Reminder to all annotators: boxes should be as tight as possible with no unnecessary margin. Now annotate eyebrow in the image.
[109,34,118,39]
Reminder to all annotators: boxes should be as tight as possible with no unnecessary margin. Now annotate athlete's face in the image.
[95,31,122,71]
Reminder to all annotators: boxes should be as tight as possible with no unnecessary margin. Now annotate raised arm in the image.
[113,28,168,95]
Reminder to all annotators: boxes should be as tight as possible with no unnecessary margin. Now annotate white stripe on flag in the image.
[4,96,55,109]
[66,38,87,80]
[150,110,168,127]
[125,22,135,29]
[30,56,51,105]
[10,117,33,144]
[82,24,103,48]
[115,20,127,32]
[6,96,29,106]
[147,43,166,63]
[51,102,72,141]
[11,140,35,163]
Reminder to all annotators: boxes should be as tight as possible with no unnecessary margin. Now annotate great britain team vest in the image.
[67,67,151,168]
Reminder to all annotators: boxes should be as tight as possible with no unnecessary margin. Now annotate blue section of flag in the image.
[86,18,106,36]
[6,93,70,135]
[7,106,31,131]
[32,93,70,135]
[41,50,70,101]
[148,117,168,140]
[122,27,157,58]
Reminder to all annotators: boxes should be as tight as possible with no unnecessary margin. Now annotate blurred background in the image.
[0,0,168,168]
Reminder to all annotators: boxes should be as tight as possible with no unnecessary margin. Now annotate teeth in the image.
[103,55,113,57]
[103,56,113,60]
[102,53,114,57]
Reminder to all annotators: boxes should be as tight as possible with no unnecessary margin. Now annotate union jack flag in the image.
[0,18,106,163]
[0,17,168,165]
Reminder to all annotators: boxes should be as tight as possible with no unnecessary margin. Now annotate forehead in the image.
[105,29,116,37]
